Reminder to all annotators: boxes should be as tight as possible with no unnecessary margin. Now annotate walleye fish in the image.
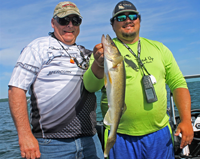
[101,34,126,158]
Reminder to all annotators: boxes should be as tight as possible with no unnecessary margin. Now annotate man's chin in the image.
[122,32,136,38]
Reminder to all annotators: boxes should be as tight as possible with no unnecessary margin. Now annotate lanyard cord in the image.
[57,40,72,58]
[48,32,89,70]
[117,38,150,75]
[57,39,89,70]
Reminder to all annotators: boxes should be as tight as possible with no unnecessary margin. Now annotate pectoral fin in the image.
[108,72,112,84]
[104,72,112,88]
[112,56,124,68]
[104,74,107,87]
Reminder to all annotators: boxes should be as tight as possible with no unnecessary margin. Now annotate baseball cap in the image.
[53,1,82,18]
[112,1,139,18]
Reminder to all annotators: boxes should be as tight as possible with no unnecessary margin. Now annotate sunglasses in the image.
[54,16,82,26]
[114,14,138,22]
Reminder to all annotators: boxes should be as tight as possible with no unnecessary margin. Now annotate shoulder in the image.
[77,45,92,56]
[140,37,171,53]
[140,37,164,47]
[19,36,59,62]
[27,36,53,49]
[112,38,119,44]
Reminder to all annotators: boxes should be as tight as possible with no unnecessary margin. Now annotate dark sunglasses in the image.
[54,16,82,26]
[114,14,138,22]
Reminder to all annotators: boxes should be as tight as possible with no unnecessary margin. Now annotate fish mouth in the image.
[106,34,112,41]
[102,34,113,43]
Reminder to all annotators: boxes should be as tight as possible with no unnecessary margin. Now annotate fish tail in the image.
[104,135,116,158]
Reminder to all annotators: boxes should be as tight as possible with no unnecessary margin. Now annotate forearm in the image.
[83,43,105,92]
[8,86,41,158]
[8,86,32,137]
[173,88,191,122]
[173,87,193,148]
[83,63,104,92]
[91,60,104,79]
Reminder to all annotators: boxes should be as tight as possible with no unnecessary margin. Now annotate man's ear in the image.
[51,18,55,28]
[138,15,141,22]
[110,18,114,25]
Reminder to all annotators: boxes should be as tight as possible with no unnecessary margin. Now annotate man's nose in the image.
[67,20,73,27]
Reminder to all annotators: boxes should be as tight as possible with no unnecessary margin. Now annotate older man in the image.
[83,0,193,158]
[8,1,104,159]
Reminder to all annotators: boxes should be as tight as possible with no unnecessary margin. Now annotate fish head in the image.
[101,34,121,60]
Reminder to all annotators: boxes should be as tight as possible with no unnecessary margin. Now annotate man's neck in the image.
[50,32,76,46]
[118,36,139,44]
[117,34,139,44]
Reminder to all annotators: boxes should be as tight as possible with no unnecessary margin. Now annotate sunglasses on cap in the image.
[54,16,82,26]
[114,13,138,22]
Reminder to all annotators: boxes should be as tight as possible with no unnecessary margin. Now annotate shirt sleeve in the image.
[161,44,188,92]
[83,54,104,93]
[8,46,42,91]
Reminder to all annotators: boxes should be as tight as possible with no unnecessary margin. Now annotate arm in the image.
[8,86,41,159]
[83,43,105,92]
[91,43,104,79]
[161,44,194,148]
[173,88,194,149]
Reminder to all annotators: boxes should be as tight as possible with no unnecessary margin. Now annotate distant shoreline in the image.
[0,98,8,102]
[0,79,199,102]
[0,97,30,103]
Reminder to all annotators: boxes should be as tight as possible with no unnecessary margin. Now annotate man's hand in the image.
[174,121,194,149]
[91,43,105,79]
[8,86,41,159]
[173,88,194,149]
[19,133,41,159]
[93,43,104,68]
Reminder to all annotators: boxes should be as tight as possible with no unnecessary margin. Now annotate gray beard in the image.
[122,32,136,38]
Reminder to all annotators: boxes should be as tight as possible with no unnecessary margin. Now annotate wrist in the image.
[94,60,104,68]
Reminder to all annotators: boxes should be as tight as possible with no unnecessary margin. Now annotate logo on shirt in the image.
[47,70,71,76]
[141,56,154,64]
[16,62,39,74]
[124,55,139,72]
[124,55,154,72]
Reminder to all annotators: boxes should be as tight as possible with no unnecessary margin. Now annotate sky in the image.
[0,0,200,99]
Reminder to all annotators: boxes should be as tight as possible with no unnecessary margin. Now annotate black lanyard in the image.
[117,38,150,75]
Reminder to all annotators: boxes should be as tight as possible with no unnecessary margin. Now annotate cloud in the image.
[189,41,200,45]
[0,1,55,67]
[0,0,199,73]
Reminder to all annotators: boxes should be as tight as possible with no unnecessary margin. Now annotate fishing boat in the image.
[96,74,200,159]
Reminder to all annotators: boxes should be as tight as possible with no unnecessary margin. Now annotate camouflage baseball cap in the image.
[53,1,82,18]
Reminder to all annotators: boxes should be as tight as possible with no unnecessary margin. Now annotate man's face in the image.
[51,14,80,45]
[112,12,140,44]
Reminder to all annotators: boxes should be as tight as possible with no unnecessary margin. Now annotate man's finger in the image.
[174,128,181,136]
[93,43,103,53]
[30,151,36,159]
[21,151,26,158]
[95,43,103,49]
[36,150,41,158]
[25,151,31,159]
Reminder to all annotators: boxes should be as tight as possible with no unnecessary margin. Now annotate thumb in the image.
[174,127,181,136]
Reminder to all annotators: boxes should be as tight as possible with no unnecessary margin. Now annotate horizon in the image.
[1,79,200,100]
[0,0,200,99]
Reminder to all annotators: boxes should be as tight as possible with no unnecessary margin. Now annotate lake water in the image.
[0,81,200,158]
